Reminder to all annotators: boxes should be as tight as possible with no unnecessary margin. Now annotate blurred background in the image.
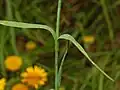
[0,0,120,90]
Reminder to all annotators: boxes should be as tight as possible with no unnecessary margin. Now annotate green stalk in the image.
[58,44,68,87]
[55,0,62,89]
[0,29,7,77]
[100,0,114,42]
[98,74,104,90]
[55,40,59,90]
[6,0,18,55]
[56,0,62,38]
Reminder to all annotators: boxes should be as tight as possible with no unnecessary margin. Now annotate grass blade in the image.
[58,44,68,87]
[100,0,114,41]
[6,0,18,55]
[0,20,56,40]
[59,34,114,82]
[0,29,7,77]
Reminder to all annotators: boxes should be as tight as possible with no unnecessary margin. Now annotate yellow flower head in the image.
[0,78,6,90]
[83,35,95,44]
[4,56,23,71]
[21,66,48,89]
[25,41,36,50]
[12,83,28,90]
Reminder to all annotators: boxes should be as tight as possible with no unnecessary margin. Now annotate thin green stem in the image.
[10,29,19,55]
[6,0,18,55]
[98,74,104,90]
[55,40,59,90]
[0,29,7,77]
[100,0,114,41]
[58,43,68,87]
[55,0,62,89]
[56,0,62,38]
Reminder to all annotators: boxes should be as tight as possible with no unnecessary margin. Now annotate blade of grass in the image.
[99,74,104,90]
[98,56,109,90]
[6,0,18,55]
[58,43,68,87]
[0,20,56,40]
[0,28,7,77]
[59,34,114,82]
[100,0,114,42]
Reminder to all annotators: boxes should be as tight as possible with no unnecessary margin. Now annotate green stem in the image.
[10,28,19,55]
[100,0,114,41]
[98,74,104,90]
[6,0,18,55]
[55,40,59,90]
[56,0,62,38]
[55,0,62,89]
[0,29,7,77]
[58,44,68,87]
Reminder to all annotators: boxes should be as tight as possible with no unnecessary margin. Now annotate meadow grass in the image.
[0,0,120,90]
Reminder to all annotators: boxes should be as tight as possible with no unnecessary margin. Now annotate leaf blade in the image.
[0,20,56,39]
[59,34,114,82]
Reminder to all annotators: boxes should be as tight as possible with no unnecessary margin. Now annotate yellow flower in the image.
[12,83,28,90]
[83,35,95,44]
[25,41,36,50]
[0,78,6,90]
[4,56,22,71]
[21,66,48,89]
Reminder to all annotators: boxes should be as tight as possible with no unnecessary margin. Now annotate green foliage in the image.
[0,0,120,90]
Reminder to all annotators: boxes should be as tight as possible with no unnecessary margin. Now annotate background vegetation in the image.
[0,0,120,90]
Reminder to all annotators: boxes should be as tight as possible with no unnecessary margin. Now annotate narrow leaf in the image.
[0,20,56,40]
[59,34,114,82]
[58,44,68,87]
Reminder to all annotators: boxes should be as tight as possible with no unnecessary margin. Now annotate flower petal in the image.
[42,77,47,82]
[26,67,34,72]
[34,84,38,89]
[39,80,45,85]
[34,66,41,72]
[21,72,28,77]
[41,72,47,77]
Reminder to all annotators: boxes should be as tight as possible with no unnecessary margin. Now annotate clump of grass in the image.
[0,0,118,90]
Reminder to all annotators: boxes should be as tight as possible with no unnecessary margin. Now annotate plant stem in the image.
[100,0,114,42]
[55,0,62,90]
[55,40,59,90]
[56,0,62,38]
[58,43,68,87]
[6,0,19,55]
[0,29,7,77]
[98,74,104,90]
